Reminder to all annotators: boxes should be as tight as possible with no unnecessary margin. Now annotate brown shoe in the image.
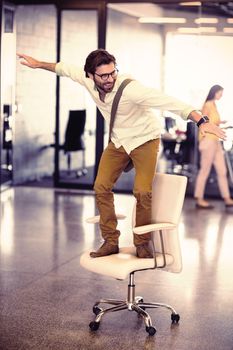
[196,203,214,209]
[195,199,214,209]
[90,241,119,258]
[136,243,153,259]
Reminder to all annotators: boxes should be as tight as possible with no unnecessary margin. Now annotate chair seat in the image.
[80,246,174,280]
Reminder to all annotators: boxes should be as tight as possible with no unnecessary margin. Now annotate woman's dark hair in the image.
[84,49,116,77]
[205,84,223,102]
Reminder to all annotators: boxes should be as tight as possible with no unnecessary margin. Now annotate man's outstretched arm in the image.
[17,53,56,72]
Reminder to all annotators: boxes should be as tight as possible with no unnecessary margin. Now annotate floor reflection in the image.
[0,187,233,349]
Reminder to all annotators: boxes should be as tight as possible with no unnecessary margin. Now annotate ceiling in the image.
[108,2,233,18]
[8,0,233,18]
[160,2,233,17]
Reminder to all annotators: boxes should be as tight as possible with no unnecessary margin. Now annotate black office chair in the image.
[63,109,87,177]
[162,118,197,178]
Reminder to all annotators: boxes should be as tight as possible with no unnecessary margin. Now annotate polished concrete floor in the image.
[1,186,233,350]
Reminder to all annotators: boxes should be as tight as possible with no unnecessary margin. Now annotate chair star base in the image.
[89,273,180,336]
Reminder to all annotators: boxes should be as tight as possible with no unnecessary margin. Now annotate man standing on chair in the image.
[17,49,225,259]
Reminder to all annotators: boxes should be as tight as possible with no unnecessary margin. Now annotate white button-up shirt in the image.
[55,62,195,154]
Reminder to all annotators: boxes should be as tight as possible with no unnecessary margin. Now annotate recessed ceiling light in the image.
[177,27,217,33]
[223,27,233,33]
[179,2,201,6]
[139,17,187,24]
[195,18,218,24]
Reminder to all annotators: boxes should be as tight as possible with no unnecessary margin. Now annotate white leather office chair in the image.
[80,173,187,336]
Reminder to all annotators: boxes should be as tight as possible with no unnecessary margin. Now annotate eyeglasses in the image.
[94,69,118,81]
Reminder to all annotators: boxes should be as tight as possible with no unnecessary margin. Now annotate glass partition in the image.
[106,2,200,192]
[58,10,97,187]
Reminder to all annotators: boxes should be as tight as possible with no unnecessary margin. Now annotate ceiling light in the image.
[177,27,199,33]
[139,17,187,24]
[177,27,217,33]
[179,2,201,6]
[195,18,218,24]
[227,18,233,24]
[223,27,233,33]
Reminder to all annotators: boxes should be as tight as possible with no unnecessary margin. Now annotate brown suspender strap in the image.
[108,78,133,143]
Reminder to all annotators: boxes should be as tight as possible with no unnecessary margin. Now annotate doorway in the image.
[55,9,98,189]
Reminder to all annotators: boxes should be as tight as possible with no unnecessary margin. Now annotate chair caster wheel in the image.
[171,313,180,323]
[93,306,102,315]
[146,326,156,336]
[89,321,100,331]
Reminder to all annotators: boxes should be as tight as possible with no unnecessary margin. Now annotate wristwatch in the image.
[197,115,209,127]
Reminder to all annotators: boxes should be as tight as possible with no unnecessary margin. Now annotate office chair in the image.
[162,119,197,179]
[80,173,187,336]
[63,109,87,177]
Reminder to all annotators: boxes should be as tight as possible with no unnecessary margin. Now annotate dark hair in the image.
[205,85,223,102]
[84,49,116,77]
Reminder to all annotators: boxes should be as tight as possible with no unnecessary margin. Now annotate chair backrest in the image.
[152,173,187,273]
[132,173,187,273]
[64,110,86,152]
[152,173,187,225]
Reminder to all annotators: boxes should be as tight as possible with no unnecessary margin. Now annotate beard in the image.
[94,78,116,93]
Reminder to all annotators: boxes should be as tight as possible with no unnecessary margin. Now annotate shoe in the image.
[90,241,119,258]
[225,203,233,208]
[136,243,153,259]
[224,198,233,208]
[195,203,214,209]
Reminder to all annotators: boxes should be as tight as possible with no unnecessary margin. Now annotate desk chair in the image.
[162,121,197,179]
[80,173,187,336]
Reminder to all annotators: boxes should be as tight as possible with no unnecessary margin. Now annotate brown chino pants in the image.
[94,139,160,246]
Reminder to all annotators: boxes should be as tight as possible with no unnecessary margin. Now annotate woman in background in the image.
[194,85,233,209]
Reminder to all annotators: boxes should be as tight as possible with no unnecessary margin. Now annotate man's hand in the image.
[199,122,226,140]
[188,110,226,140]
[17,53,41,68]
[17,53,56,72]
